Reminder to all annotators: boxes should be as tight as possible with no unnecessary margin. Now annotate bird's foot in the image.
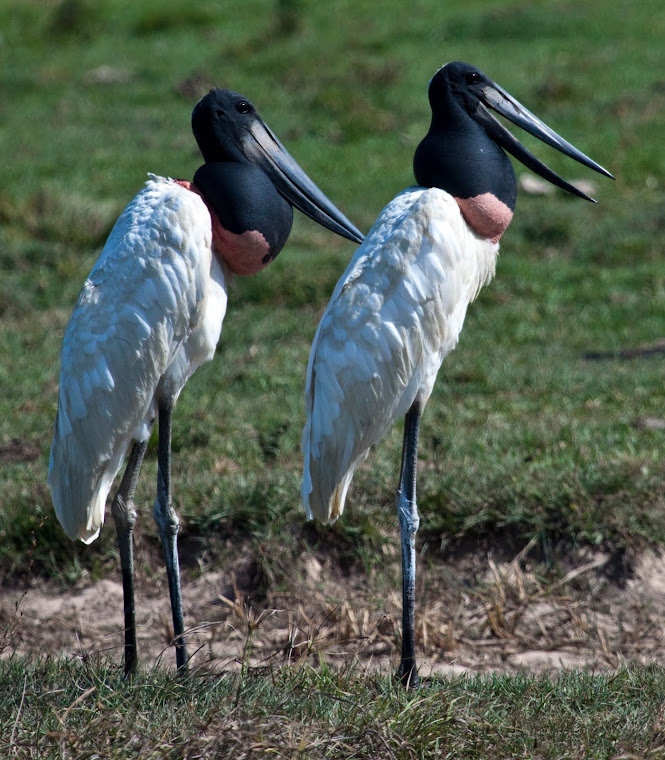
[396,661,420,690]
[123,656,137,682]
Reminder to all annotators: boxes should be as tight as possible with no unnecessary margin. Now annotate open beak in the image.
[240,119,364,244]
[473,80,614,202]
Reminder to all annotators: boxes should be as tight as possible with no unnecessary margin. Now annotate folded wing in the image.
[49,177,215,543]
[302,187,498,523]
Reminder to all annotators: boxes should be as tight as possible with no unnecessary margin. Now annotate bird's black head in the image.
[416,61,613,205]
[415,62,518,217]
[191,88,364,247]
[192,88,258,164]
[426,62,490,128]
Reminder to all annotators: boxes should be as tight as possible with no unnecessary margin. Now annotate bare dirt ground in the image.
[3,544,665,678]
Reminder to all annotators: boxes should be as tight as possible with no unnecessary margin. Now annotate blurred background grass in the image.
[0,0,663,589]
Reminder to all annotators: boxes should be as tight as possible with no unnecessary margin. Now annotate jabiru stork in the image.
[301,62,613,688]
[48,88,363,676]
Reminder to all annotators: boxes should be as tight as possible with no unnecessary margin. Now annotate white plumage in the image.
[48,175,228,543]
[302,187,498,523]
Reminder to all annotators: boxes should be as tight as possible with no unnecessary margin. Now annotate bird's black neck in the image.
[191,162,293,275]
[414,76,516,213]
[194,161,293,255]
[413,117,517,212]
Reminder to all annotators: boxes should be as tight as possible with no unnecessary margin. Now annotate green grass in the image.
[1,0,665,752]
[2,659,665,758]
[1,0,662,578]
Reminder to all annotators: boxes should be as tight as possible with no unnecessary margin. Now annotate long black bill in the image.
[475,81,614,203]
[240,120,364,244]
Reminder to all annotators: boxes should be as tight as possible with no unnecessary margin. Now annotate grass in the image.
[0,0,662,581]
[1,0,665,754]
[2,658,665,758]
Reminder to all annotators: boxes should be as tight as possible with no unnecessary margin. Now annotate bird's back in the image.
[49,176,221,543]
[302,187,498,523]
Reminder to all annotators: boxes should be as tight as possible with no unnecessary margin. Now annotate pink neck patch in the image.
[454,193,513,242]
[175,179,272,276]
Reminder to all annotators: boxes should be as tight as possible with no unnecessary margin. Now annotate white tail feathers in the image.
[302,451,356,525]
[50,483,105,544]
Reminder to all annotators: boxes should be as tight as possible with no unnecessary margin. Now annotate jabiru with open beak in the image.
[301,61,612,688]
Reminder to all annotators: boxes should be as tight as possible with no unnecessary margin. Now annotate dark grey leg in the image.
[153,400,188,672]
[396,400,422,689]
[111,439,149,677]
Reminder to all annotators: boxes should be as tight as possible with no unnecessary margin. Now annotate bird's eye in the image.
[235,100,252,114]
[465,72,481,85]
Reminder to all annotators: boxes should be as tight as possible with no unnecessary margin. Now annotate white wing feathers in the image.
[49,176,220,543]
[302,187,498,524]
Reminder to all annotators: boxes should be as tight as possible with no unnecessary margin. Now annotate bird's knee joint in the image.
[397,494,420,537]
[153,502,179,537]
[112,495,137,532]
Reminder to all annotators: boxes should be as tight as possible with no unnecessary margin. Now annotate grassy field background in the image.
[1,0,665,756]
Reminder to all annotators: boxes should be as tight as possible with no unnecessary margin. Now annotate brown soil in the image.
[2,545,665,678]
